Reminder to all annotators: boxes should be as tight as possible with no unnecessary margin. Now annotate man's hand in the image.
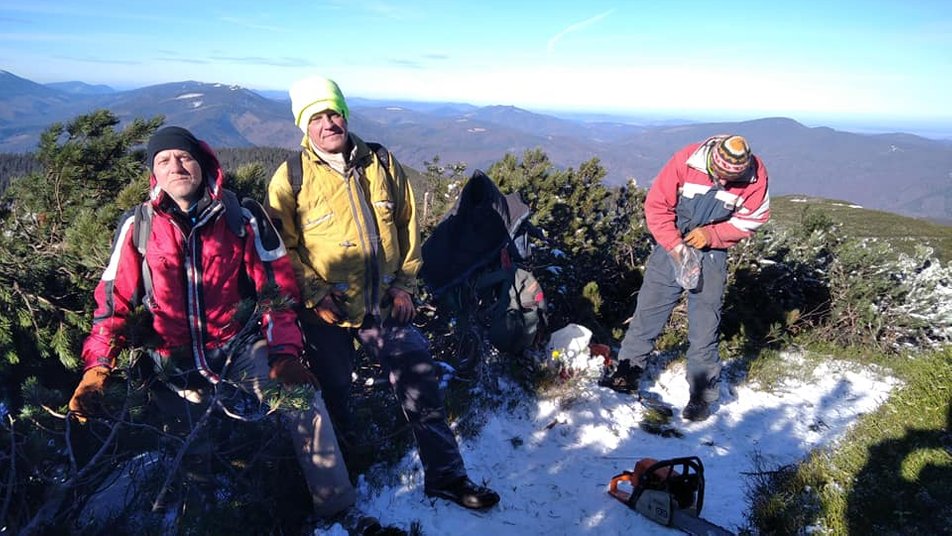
[269,355,319,388]
[684,227,713,249]
[388,287,415,325]
[314,292,345,325]
[68,366,110,422]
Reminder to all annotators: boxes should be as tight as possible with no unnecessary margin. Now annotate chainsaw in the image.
[609,456,734,535]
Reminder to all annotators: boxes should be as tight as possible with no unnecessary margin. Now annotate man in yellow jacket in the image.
[266,75,499,510]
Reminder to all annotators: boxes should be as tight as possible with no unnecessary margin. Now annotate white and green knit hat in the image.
[289,75,350,133]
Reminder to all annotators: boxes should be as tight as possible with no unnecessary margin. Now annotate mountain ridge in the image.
[0,71,949,222]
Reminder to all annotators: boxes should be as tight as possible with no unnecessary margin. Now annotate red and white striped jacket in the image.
[645,136,771,251]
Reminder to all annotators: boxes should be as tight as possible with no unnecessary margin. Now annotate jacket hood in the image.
[148,139,226,208]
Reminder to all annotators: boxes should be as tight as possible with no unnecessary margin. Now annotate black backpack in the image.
[420,170,548,355]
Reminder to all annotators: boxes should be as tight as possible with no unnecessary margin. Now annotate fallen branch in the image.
[20,400,130,536]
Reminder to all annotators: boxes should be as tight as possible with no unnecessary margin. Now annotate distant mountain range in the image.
[1,70,949,223]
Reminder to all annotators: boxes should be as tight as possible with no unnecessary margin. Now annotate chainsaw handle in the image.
[608,471,634,502]
[638,456,706,514]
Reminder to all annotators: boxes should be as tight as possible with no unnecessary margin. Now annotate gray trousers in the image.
[301,316,467,488]
[151,339,356,517]
[617,244,728,402]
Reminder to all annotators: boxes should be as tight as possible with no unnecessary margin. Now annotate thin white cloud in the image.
[54,55,139,66]
[547,9,615,54]
[218,16,289,33]
[210,54,314,67]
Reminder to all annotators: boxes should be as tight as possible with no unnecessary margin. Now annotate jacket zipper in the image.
[342,162,381,318]
[179,203,224,384]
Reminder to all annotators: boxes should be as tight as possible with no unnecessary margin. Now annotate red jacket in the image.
[81,143,303,382]
[645,136,771,251]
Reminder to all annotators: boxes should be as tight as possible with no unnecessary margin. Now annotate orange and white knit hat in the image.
[709,135,752,181]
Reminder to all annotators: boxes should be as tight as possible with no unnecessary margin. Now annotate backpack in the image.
[476,265,547,355]
[420,170,548,355]
[419,170,543,295]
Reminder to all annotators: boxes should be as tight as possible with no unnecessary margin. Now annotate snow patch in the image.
[356,350,897,535]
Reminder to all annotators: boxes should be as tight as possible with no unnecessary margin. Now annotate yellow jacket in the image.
[266,134,420,327]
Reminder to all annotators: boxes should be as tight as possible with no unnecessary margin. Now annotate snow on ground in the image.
[323,349,898,535]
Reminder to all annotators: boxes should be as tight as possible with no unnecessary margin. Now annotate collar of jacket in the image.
[157,189,224,232]
[299,133,377,171]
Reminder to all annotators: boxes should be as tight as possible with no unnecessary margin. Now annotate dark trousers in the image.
[301,315,466,487]
[617,244,728,402]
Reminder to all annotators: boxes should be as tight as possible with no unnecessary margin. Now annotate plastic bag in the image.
[669,243,702,290]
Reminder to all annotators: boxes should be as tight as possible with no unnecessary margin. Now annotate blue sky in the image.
[2,1,951,130]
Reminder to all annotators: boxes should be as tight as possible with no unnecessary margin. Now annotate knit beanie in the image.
[146,126,205,171]
[709,135,752,181]
[289,75,350,133]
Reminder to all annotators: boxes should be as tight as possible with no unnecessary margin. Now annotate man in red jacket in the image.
[67,126,366,526]
[602,135,770,422]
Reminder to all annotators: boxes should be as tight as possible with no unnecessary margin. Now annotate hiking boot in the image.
[326,506,383,536]
[425,476,500,510]
[682,399,712,422]
[598,360,643,394]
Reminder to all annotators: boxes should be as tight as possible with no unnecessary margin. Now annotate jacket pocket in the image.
[303,210,334,231]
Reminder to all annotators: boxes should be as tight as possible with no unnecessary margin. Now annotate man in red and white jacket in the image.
[68,126,358,520]
[602,135,770,421]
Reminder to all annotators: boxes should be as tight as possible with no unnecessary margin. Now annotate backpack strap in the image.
[240,197,285,258]
[132,203,155,305]
[366,141,391,173]
[220,188,246,238]
[285,150,304,197]
[285,142,391,198]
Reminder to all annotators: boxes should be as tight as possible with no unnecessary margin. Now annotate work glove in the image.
[387,287,416,325]
[684,226,713,249]
[269,354,319,388]
[314,292,345,325]
[68,366,110,422]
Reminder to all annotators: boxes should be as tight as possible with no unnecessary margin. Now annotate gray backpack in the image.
[476,265,547,355]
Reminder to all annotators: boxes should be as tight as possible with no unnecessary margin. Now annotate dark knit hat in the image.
[709,135,752,181]
[146,126,205,171]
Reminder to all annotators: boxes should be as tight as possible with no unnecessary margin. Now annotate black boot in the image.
[682,398,712,422]
[598,360,643,394]
[425,476,500,509]
[325,506,383,536]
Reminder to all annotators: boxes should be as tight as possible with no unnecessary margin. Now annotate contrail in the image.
[547,9,615,54]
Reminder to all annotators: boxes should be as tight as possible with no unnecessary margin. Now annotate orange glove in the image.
[387,287,416,325]
[269,355,319,388]
[68,366,110,421]
[684,227,713,249]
